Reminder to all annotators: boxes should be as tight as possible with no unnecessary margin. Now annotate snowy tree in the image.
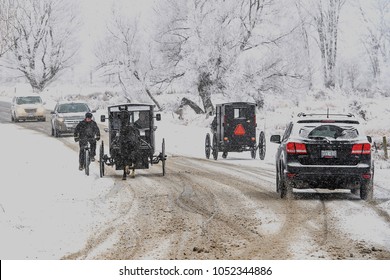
[0,0,17,57]
[358,0,390,86]
[94,7,162,109]
[155,0,301,114]
[154,0,237,114]
[312,0,345,89]
[295,0,314,89]
[4,0,80,93]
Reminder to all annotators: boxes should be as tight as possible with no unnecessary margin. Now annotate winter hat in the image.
[85,112,93,119]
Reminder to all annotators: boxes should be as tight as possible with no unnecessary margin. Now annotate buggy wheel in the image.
[251,147,256,159]
[212,134,218,160]
[99,141,105,178]
[205,133,211,159]
[85,149,90,176]
[258,131,266,160]
[162,138,166,176]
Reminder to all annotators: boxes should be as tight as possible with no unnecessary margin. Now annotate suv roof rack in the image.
[297,112,355,118]
[296,111,359,124]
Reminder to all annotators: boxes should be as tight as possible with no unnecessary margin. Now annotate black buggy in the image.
[205,102,266,160]
[99,103,166,180]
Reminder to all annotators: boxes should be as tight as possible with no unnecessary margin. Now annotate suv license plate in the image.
[321,150,337,158]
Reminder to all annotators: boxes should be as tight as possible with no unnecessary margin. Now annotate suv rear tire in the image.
[277,165,293,199]
[360,180,373,201]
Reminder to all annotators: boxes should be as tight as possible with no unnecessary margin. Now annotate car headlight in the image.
[37,107,45,114]
[16,107,24,114]
[57,117,64,123]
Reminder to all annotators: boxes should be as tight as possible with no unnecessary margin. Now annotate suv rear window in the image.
[297,124,360,140]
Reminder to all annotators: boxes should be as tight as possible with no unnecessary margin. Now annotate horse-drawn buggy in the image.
[99,103,166,179]
[205,102,266,160]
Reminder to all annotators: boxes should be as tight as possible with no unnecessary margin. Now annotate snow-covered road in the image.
[1,117,390,260]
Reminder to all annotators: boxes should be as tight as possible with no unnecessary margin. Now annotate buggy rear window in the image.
[232,107,254,119]
[298,124,360,140]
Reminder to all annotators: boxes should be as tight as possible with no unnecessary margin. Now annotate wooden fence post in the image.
[383,136,388,160]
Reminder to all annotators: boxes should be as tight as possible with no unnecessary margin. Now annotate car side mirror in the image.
[270,135,281,144]
[367,136,372,143]
[156,113,161,121]
[101,115,106,122]
[50,111,55,114]
[92,109,96,113]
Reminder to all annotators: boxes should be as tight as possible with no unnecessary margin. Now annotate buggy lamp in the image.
[287,173,296,178]
[223,137,229,141]
[251,137,256,141]
[362,174,372,179]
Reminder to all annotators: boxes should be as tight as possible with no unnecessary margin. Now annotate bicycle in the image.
[79,137,98,176]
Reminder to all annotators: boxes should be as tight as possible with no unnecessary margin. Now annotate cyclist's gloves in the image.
[96,136,100,141]
[74,137,79,142]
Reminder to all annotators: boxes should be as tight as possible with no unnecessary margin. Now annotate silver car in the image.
[50,101,94,137]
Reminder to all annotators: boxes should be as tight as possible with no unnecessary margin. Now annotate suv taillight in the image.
[351,143,371,155]
[286,142,307,154]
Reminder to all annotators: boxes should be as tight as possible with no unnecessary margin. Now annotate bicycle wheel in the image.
[162,138,166,176]
[99,141,105,178]
[85,148,90,176]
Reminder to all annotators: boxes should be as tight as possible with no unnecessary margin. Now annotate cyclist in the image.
[74,112,100,170]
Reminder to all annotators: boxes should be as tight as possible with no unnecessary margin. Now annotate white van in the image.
[11,95,46,122]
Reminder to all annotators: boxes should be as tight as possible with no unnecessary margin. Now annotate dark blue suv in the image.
[270,113,374,200]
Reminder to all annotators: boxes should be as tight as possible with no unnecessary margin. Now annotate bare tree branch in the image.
[6,0,80,92]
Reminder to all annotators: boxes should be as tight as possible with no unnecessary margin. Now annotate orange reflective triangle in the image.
[234,124,246,135]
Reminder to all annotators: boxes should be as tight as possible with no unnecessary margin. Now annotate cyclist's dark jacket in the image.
[74,119,100,140]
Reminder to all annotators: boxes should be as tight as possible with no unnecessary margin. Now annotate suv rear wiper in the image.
[307,136,335,142]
